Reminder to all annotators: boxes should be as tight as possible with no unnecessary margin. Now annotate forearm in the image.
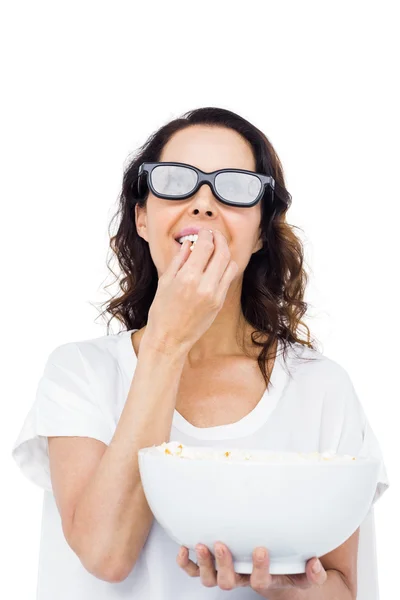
[70,341,187,581]
[264,570,353,600]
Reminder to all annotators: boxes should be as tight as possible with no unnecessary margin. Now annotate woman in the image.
[12,107,389,599]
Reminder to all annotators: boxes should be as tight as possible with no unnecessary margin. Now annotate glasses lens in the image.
[215,172,262,204]
[151,165,197,196]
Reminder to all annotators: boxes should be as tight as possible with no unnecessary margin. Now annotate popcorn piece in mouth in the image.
[178,231,213,251]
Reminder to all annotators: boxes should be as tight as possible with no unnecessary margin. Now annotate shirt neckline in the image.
[120,328,290,440]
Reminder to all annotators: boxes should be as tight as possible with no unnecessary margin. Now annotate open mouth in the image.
[174,234,199,248]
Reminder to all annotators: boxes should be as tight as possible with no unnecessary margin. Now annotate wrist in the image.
[257,570,353,600]
[140,332,189,363]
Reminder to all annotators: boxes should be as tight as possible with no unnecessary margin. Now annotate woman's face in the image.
[135,125,264,279]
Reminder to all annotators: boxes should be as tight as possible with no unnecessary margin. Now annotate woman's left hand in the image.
[176,542,327,595]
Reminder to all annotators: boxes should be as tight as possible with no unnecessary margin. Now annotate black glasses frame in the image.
[137,161,276,208]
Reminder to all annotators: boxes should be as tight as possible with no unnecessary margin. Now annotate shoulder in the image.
[284,340,354,392]
[284,342,364,436]
[45,330,128,383]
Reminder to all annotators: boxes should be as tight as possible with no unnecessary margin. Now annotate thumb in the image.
[310,559,327,585]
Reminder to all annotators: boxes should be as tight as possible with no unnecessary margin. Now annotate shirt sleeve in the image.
[332,367,390,508]
[11,342,114,493]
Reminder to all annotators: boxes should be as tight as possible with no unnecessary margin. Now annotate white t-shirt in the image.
[12,329,390,600]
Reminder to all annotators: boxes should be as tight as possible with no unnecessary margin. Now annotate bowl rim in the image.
[138,446,380,466]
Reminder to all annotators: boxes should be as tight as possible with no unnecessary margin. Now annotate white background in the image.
[1,1,398,598]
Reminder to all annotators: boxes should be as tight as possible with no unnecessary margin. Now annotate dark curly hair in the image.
[96,107,321,387]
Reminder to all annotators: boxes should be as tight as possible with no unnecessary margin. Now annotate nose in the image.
[189,182,219,215]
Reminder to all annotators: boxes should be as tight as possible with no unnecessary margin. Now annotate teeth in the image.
[177,234,199,244]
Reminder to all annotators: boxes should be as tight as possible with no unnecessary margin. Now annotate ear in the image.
[135,202,148,242]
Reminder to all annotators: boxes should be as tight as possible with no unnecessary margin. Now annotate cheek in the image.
[227,239,255,273]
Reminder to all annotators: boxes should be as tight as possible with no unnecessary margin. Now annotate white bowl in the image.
[138,443,380,574]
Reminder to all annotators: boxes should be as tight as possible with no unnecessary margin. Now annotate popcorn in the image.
[153,442,357,462]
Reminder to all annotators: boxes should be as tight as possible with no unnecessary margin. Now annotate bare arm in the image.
[49,338,187,583]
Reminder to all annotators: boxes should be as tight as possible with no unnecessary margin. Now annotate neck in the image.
[184,278,255,365]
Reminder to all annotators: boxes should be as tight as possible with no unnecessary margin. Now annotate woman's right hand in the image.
[142,228,239,355]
